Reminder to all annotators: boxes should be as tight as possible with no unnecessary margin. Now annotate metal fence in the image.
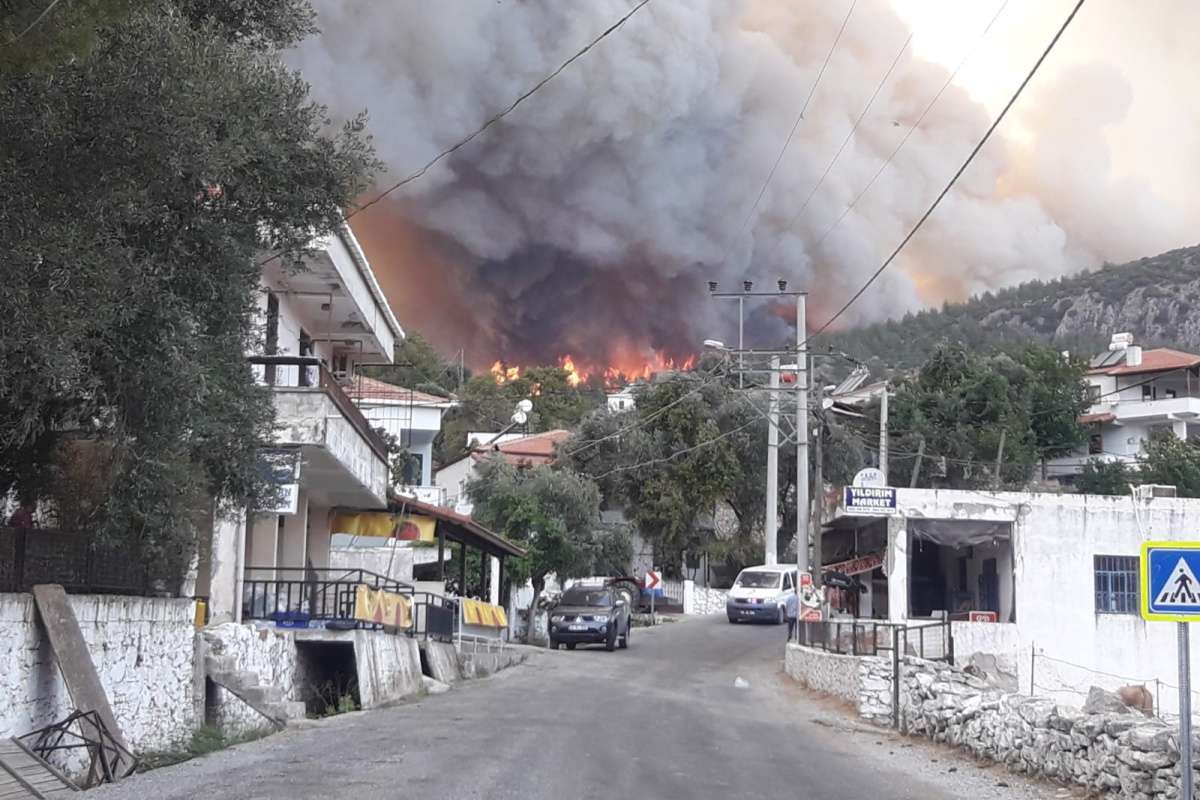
[0,527,179,595]
[410,592,457,643]
[242,567,411,630]
[796,619,954,663]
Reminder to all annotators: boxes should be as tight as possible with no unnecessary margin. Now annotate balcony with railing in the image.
[249,355,390,507]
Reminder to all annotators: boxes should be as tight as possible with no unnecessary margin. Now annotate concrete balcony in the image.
[394,485,447,507]
[251,355,389,508]
[1108,396,1200,424]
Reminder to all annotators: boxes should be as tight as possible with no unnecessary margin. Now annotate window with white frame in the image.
[1094,555,1139,614]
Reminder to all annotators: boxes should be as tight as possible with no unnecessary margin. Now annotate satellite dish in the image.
[517,399,533,413]
[511,411,528,425]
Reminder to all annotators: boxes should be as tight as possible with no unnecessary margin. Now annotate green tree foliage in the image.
[365,331,464,399]
[826,245,1200,372]
[887,343,1088,489]
[466,457,624,640]
[1075,459,1133,496]
[437,367,604,466]
[1137,432,1200,497]
[0,1,377,569]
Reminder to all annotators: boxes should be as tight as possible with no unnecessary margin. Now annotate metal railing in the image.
[410,592,458,643]
[247,355,389,460]
[242,566,411,630]
[795,619,954,663]
[0,527,181,596]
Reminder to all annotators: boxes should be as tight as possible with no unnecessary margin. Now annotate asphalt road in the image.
[93,616,1060,800]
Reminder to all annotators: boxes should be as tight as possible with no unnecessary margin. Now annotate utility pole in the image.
[878,384,889,480]
[765,356,779,565]
[796,292,809,579]
[811,411,823,587]
[738,296,745,390]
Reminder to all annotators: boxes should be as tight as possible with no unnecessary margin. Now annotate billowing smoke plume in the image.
[290,0,1192,371]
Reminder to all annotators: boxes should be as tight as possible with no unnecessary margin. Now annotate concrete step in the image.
[209,669,260,689]
[283,701,308,720]
[204,654,238,675]
[241,685,284,706]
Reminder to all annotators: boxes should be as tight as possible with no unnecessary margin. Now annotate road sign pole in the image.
[1181,622,1193,800]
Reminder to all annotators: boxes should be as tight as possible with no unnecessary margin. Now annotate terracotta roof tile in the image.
[1089,348,1200,377]
[345,376,451,405]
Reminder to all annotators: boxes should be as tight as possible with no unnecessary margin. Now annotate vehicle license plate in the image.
[569,624,587,631]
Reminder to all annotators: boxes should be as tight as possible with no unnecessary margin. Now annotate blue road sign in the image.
[1141,542,1200,622]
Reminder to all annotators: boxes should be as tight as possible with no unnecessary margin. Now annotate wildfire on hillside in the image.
[489,352,697,390]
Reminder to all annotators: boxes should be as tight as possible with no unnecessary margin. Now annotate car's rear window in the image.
[561,589,611,606]
[736,571,781,588]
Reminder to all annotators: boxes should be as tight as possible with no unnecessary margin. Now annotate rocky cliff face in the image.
[831,245,1200,368]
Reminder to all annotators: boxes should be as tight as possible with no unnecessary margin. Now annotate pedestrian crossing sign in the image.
[1141,541,1200,622]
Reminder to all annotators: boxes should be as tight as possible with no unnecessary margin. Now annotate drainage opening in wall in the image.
[296,640,360,717]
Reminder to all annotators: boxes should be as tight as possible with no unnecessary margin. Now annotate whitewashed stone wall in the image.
[0,593,199,775]
[786,639,1200,799]
[784,642,869,707]
[899,656,1199,799]
[202,622,302,736]
[683,581,729,615]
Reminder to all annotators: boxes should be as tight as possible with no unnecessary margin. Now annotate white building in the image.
[606,388,635,412]
[825,486,1200,715]
[346,377,455,504]
[434,430,570,516]
[1047,333,1200,478]
[201,224,405,624]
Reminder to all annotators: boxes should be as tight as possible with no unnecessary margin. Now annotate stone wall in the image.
[785,639,1200,799]
[783,642,868,706]
[899,657,1198,799]
[0,593,200,774]
[202,622,302,737]
[683,581,728,615]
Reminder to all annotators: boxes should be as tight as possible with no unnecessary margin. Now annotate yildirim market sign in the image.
[842,486,897,514]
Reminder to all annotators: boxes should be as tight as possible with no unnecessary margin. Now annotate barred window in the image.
[1094,555,1139,615]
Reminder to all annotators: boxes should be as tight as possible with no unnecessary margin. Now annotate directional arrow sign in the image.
[644,571,661,591]
[1141,542,1200,621]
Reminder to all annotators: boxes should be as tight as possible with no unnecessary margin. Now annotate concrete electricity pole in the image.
[765,356,779,565]
[878,385,889,479]
[795,292,809,578]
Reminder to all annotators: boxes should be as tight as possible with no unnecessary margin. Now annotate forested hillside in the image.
[828,245,1200,371]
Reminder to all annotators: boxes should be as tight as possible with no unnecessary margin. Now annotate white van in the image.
[725,563,797,624]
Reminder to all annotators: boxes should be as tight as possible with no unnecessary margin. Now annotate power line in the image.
[735,0,858,235]
[258,0,652,269]
[809,0,1010,253]
[806,0,1088,342]
[563,363,730,458]
[588,416,760,480]
[1,0,66,48]
[763,31,913,267]
[347,0,651,223]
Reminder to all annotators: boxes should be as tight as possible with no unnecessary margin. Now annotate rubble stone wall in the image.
[785,641,1199,799]
[899,656,1196,799]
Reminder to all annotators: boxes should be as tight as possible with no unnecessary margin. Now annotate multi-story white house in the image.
[1046,333,1200,479]
[345,377,455,506]
[201,224,405,624]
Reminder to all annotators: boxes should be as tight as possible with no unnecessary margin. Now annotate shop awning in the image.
[387,494,527,560]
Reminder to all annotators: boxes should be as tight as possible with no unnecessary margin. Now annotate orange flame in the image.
[559,355,585,388]
[489,361,521,384]
[491,352,696,389]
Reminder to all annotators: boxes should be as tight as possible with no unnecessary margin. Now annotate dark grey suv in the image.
[548,585,631,651]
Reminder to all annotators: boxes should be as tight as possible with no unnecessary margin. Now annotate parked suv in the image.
[548,584,632,651]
